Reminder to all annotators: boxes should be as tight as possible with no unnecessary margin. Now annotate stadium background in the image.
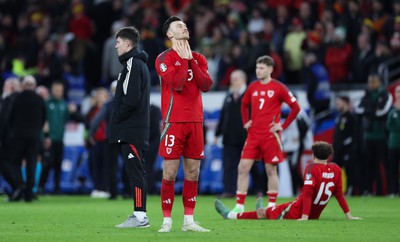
[1,0,400,196]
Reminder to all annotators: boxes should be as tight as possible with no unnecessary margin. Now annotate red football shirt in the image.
[241,79,299,138]
[287,162,350,219]
[155,49,212,123]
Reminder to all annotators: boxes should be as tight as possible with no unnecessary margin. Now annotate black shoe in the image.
[25,190,35,202]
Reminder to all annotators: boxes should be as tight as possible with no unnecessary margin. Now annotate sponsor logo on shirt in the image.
[261,91,266,96]
[160,63,167,72]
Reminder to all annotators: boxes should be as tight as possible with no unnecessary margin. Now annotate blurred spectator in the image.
[389,17,400,55]
[303,52,331,116]
[352,33,374,83]
[0,77,21,197]
[344,0,363,47]
[39,81,69,194]
[8,76,46,202]
[355,74,392,195]
[370,0,389,37]
[298,1,316,31]
[371,40,392,75]
[386,86,400,196]
[86,87,110,198]
[283,17,306,84]
[89,81,129,199]
[37,39,64,87]
[102,21,124,83]
[324,26,352,84]
[333,95,358,195]
[302,30,324,63]
[214,69,247,198]
[247,8,264,34]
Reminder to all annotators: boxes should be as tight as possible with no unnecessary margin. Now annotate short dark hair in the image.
[337,95,350,103]
[162,16,183,36]
[312,141,334,160]
[115,26,140,46]
[256,55,275,67]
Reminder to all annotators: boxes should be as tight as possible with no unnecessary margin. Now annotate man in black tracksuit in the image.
[110,26,151,228]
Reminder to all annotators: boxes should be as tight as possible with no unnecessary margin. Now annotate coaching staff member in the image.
[110,26,151,228]
[8,76,46,202]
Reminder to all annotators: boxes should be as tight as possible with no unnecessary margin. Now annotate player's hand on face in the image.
[269,122,283,133]
[175,40,190,59]
[244,120,252,130]
[186,41,193,60]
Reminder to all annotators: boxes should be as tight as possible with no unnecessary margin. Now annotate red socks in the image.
[182,179,198,215]
[236,193,247,205]
[267,191,278,204]
[161,178,175,217]
[237,211,258,219]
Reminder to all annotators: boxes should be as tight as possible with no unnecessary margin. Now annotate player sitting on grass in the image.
[215,141,362,220]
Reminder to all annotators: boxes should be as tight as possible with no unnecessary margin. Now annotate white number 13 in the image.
[165,134,175,147]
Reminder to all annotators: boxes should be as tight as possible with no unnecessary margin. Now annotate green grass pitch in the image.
[0,195,399,242]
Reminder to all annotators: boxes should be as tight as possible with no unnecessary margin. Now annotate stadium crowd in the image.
[0,0,400,200]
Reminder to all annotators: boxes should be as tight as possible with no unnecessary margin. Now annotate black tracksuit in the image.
[109,47,150,211]
[8,90,46,201]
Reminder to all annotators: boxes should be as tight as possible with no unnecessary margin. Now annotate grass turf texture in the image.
[0,195,399,242]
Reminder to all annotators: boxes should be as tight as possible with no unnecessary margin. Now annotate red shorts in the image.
[159,122,204,160]
[241,133,283,164]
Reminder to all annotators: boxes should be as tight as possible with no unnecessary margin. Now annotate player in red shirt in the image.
[234,55,300,212]
[215,141,362,221]
[155,16,212,233]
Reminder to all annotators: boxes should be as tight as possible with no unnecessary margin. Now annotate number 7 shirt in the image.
[241,79,300,138]
[155,49,212,123]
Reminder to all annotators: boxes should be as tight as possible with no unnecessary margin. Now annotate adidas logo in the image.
[272,156,279,162]
[128,153,135,159]
[252,91,258,96]
[187,197,196,202]
[175,61,181,66]
[163,199,172,204]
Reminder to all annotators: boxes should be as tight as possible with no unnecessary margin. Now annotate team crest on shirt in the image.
[160,63,167,72]
[267,90,274,98]
[166,148,172,154]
